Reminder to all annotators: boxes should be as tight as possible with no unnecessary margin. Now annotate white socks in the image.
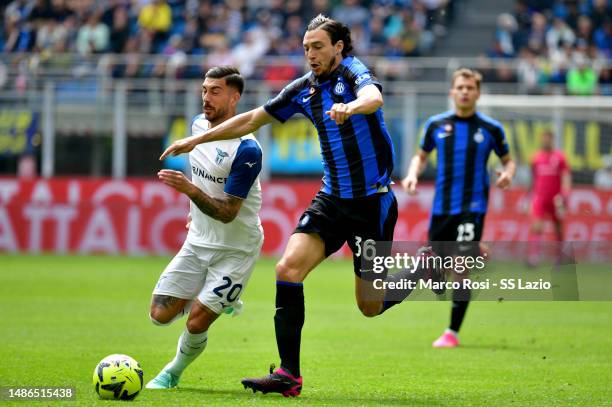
[164,329,208,377]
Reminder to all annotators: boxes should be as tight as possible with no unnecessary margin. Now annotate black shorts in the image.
[428,212,485,257]
[294,189,398,279]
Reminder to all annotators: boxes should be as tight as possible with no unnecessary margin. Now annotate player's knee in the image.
[186,303,216,333]
[275,260,304,283]
[186,317,208,334]
[357,300,382,318]
[149,307,172,326]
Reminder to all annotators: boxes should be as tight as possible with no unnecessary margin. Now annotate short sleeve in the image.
[492,125,510,158]
[419,118,437,153]
[263,78,304,123]
[224,139,263,199]
[343,58,382,94]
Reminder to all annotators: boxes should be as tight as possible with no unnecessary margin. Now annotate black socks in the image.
[274,282,305,377]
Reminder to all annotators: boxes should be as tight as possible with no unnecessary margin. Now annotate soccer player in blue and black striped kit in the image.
[402,69,516,348]
[161,15,441,396]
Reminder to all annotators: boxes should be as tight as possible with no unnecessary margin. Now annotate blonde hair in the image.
[451,68,482,90]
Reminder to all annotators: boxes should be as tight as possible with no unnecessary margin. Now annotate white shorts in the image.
[153,241,261,314]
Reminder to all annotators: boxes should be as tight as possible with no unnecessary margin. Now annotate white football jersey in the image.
[186,114,263,253]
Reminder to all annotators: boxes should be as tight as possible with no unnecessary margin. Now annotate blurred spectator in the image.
[518,46,548,93]
[368,17,388,56]
[137,0,172,52]
[575,15,594,47]
[527,12,548,55]
[284,14,304,38]
[566,53,598,95]
[161,34,188,78]
[204,37,234,72]
[399,9,424,56]
[566,1,583,30]
[76,11,109,55]
[232,27,270,78]
[35,18,68,53]
[3,12,36,52]
[589,0,610,29]
[593,155,612,189]
[28,0,54,24]
[309,0,330,16]
[222,0,246,47]
[494,13,519,57]
[331,0,369,29]
[49,0,72,22]
[109,6,130,53]
[4,0,33,23]
[594,19,611,58]
[546,16,575,53]
[420,0,451,36]
[514,0,532,33]
[116,36,143,78]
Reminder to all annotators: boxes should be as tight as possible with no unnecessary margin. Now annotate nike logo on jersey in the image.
[245,162,257,168]
[438,133,452,139]
[302,87,316,103]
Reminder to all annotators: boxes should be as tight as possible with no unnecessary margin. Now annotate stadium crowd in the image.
[1,0,609,91]
[482,0,611,95]
[1,0,457,81]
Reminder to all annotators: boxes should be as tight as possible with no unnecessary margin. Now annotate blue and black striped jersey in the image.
[420,110,509,215]
[264,56,395,199]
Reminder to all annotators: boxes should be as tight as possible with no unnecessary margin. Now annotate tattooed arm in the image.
[157,169,243,224]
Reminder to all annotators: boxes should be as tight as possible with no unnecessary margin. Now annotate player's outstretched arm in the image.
[326,84,383,125]
[401,149,428,195]
[495,154,516,190]
[158,169,243,223]
[160,107,274,160]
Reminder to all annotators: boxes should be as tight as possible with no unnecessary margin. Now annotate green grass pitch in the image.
[1,254,611,406]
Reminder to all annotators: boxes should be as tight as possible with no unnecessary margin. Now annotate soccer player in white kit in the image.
[146,67,263,389]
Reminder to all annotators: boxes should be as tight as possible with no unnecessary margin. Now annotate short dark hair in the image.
[451,68,483,90]
[306,14,354,58]
[204,66,244,95]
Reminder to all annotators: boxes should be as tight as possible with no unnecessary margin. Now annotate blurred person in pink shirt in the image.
[527,129,571,265]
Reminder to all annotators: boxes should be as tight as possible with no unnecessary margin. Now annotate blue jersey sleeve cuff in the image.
[224,139,263,199]
[263,104,288,123]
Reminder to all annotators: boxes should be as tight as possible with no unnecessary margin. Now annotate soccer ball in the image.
[93,354,144,400]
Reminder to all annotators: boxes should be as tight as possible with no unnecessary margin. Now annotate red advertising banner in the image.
[0,178,611,256]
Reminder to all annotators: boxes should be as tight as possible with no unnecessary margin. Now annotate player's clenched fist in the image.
[158,169,195,195]
[401,174,418,195]
[495,169,512,190]
[325,103,353,125]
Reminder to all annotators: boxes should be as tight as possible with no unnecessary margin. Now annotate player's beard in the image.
[204,105,226,127]
[316,55,338,79]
